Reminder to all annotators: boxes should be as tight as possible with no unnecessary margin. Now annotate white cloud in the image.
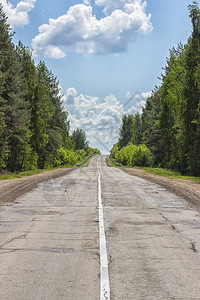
[140,91,152,98]
[32,0,152,58]
[127,91,151,114]
[126,91,131,98]
[1,0,36,27]
[95,0,147,16]
[64,88,123,151]
[58,84,67,102]
[43,46,66,59]
[64,87,150,152]
[83,0,91,5]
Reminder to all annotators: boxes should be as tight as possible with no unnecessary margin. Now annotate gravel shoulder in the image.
[0,168,74,204]
[2,155,200,209]
[106,157,200,208]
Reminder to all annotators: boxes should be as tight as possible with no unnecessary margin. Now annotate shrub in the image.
[58,148,78,166]
[76,149,86,162]
[111,143,153,167]
[110,144,119,160]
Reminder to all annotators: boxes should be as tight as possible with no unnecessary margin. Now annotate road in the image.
[1,155,200,299]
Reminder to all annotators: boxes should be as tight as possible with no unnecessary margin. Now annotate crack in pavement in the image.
[159,212,198,253]
[0,232,29,249]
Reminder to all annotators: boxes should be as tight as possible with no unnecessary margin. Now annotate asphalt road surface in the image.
[1,155,200,299]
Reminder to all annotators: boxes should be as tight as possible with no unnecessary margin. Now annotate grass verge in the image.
[75,154,96,168]
[0,165,71,180]
[0,154,97,180]
[108,156,121,167]
[109,157,200,182]
[137,167,200,182]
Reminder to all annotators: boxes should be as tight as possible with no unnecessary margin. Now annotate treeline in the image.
[111,2,200,176]
[0,6,99,172]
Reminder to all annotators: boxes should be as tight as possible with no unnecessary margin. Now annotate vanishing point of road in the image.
[1,155,200,299]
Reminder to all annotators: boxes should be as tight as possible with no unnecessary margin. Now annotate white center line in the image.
[98,168,110,300]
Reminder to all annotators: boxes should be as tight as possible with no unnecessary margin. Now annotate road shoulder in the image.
[0,168,74,204]
[106,157,200,208]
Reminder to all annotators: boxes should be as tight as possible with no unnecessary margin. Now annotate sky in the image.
[1,0,193,153]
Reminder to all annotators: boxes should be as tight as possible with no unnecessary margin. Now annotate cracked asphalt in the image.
[1,155,200,299]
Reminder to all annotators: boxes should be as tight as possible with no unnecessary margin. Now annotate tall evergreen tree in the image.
[131,113,142,145]
[118,114,134,149]
[142,88,164,166]
[71,129,88,151]
[0,5,30,171]
[183,1,200,175]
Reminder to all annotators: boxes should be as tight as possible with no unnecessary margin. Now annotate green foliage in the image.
[118,113,143,149]
[0,7,99,172]
[76,149,87,162]
[86,147,101,156]
[111,143,153,167]
[112,2,200,176]
[58,148,78,166]
[131,113,143,145]
[118,114,135,148]
[71,128,89,151]
[58,148,90,166]
[110,143,119,159]
[0,5,30,171]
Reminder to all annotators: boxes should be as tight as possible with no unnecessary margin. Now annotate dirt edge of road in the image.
[0,168,74,205]
[106,156,200,209]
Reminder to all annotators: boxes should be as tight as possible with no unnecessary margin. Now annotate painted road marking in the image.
[98,169,110,300]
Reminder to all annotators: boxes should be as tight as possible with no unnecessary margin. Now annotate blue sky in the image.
[2,0,193,153]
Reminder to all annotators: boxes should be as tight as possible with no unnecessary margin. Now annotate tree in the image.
[0,6,94,172]
[182,1,200,175]
[71,129,88,151]
[112,2,200,176]
[118,114,134,149]
[142,88,163,166]
[17,43,71,169]
[0,5,30,171]
[43,70,70,167]
[131,113,142,145]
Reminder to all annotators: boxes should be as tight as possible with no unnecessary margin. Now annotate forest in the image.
[0,5,99,173]
[111,2,200,176]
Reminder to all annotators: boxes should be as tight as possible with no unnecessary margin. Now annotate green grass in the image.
[108,156,121,167]
[0,169,51,180]
[140,167,200,182]
[109,156,200,182]
[75,154,96,168]
[0,164,73,180]
[0,154,97,180]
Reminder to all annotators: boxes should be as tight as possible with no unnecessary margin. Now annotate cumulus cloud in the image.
[1,0,36,27]
[58,84,67,102]
[95,0,147,16]
[64,87,150,151]
[32,0,152,58]
[83,0,91,5]
[126,90,151,114]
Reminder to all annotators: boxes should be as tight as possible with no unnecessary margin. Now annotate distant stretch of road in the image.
[1,155,200,299]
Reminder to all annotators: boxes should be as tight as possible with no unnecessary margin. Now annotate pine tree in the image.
[71,129,88,151]
[0,5,29,171]
[118,114,134,149]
